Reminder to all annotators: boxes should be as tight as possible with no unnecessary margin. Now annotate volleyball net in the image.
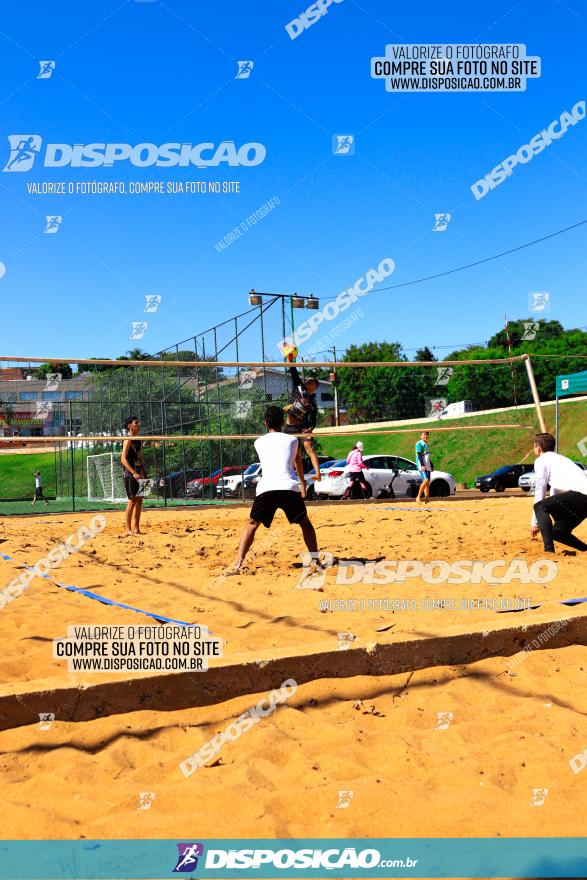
[0,352,566,513]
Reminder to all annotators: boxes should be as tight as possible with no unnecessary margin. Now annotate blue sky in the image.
[0,0,585,363]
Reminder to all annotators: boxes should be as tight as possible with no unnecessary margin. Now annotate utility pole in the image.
[331,346,340,427]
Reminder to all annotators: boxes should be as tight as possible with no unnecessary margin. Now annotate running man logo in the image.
[130,321,148,340]
[531,788,548,806]
[577,436,587,458]
[435,366,453,385]
[44,215,62,234]
[522,321,539,341]
[529,291,550,313]
[44,373,62,391]
[332,134,355,156]
[435,711,454,730]
[35,401,52,419]
[144,294,161,313]
[38,712,55,731]
[236,61,254,79]
[38,60,56,79]
[238,368,262,390]
[173,843,205,873]
[137,792,156,810]
[426,397,447,418]
[433,213,451,232]
[233,399,252,420]
[336,790,354,808]
[296,551,334,590]
[337,632,355,651]
[569,747,587,775]
[3,135,42,172]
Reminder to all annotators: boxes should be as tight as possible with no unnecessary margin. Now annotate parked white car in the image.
[518,461,585,493]
[313,454,456,499]
[216,463,261,498]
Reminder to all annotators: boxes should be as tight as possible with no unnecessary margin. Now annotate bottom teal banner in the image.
[0,838,585,878]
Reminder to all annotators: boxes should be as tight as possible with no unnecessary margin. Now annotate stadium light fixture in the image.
[306,296,319,309]
[292,294,305,308]
[249,289,263,306]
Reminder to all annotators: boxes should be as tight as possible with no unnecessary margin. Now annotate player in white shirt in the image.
[531,432,587,553]
[233,405,320,571]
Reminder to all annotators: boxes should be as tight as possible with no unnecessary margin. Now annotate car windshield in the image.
[493,466,512,475]
[331,459,348,468]
[209,469,222,478]
[244,463,259,475]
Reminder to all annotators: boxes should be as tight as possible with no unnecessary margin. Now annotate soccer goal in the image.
[87,453,127,502]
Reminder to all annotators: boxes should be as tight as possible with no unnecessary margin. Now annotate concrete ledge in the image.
[0,609,585,732]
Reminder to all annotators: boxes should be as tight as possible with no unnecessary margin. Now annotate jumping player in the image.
[31,471,48,506]
[342,441,370,500]
[283,356,322,497]
[531,432,587,553]
[415,430,433,503]
[233,405,320,571]
[121,415,146,535]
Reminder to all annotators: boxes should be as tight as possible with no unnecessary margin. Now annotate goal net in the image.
[87,453,127,503]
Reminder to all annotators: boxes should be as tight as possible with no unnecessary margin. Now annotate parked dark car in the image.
[475,464,534,493]
[154,468,205,499]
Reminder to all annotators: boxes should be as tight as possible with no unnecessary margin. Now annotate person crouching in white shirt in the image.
[531,432,587,553]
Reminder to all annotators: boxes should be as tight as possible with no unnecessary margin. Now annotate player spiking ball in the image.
[280,343,322,498]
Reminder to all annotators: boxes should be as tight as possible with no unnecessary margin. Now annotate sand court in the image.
[0,498,586,841]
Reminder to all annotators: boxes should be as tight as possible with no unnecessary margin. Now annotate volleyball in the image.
[280,342,299,362]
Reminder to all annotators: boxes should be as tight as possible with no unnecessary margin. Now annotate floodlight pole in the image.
[524,355,547,433]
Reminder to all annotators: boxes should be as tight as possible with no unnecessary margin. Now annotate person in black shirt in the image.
[283,362,322,498]
[121,415,146,535]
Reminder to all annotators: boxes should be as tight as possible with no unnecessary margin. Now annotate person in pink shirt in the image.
[342,441,370,500]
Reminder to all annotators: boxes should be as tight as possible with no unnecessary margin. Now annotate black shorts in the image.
[34,487,44,498]
[284,423,313,443]
[250,490,307,528]
[124,473,140,499]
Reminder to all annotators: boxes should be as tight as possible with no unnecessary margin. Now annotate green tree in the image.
[35,362,73,379]
[337,341,427,421]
